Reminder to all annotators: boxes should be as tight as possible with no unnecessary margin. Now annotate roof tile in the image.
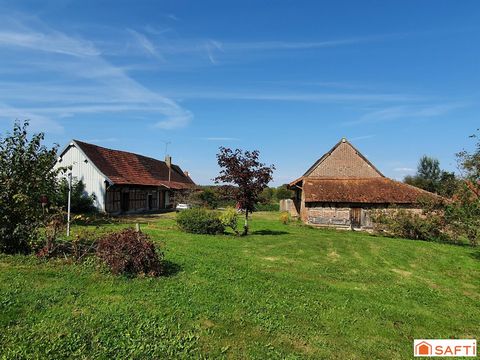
[73,140,195,189]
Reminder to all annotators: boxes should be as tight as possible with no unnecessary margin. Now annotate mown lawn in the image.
[1,212,479,359]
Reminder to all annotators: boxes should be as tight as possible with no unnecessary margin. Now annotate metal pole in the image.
[67,173,72,237]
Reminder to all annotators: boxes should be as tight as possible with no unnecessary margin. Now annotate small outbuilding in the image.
[55,140,195,214]
[288,138,438,229]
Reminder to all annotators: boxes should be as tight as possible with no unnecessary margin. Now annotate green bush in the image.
[0,120,59,254]
[220,207,239,235]
[255,203,280,211]
[176,208,225,235]
[279,211,290,225]
[371,208,451,242]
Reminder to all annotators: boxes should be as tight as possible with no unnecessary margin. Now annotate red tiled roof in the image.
[303,177,441,204]
[73,140,195,189]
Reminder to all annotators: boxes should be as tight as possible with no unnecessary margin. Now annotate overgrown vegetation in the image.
[96,228,163,276]
[55,178,97,214]
[371,207,451,243]
[381,131,480,246]
[176,208,225,234]
[0,120,59,254]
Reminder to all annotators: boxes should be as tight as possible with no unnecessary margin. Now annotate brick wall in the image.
[309,141,381,178]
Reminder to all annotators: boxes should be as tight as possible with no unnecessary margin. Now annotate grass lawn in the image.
[1,212,479,359]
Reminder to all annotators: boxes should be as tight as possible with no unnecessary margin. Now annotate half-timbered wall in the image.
[304,202,423,229]
[105,186,173,214]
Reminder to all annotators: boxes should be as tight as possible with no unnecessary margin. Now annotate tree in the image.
[214,147,274,235]
[0,120,59,253]
[259,187,275,204]
[445,130,480,246]
[457,130,480,188]
[417,156,441,183]
[198,188,219,209]
[404,155,441,193]
[275,185,294,200]
[55,178,97,213]
[404,155,459,196]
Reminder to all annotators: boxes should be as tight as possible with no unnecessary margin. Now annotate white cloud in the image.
[0,102,64,134]
[345,103,464,125]
[393,167,415,172]
[350,134,375,141]
[165,89,422,103]
[127,28,164,60]
[0,16,192,131]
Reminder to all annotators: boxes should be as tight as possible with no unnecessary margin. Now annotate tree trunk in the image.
[243,210,249,236]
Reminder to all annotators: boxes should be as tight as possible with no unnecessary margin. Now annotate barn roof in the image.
[302,177,441,204]
[65,140,195,189]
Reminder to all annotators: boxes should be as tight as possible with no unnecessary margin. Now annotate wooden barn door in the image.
[121,192,130,213]
[350,207,362,228]
[148,194,153,210]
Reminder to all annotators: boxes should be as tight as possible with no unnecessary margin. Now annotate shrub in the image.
[0,120,59,254]
[370,208,451,242]
[96,228,163,276]
[176,208,225,235]
[279,211,290,225]
[220,207,239,235]
[255,203,280,211]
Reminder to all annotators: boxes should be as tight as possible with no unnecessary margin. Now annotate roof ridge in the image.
[74,139,176,166]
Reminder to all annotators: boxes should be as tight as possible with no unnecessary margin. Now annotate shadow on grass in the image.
[161,260,182,277]
[251,229,289,236]
[470,250,480,261]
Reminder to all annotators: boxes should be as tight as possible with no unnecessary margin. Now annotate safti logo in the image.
[414,339,477,357]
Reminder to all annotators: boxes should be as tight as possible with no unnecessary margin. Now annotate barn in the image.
[287,138,438,229]
[55,140,195,214]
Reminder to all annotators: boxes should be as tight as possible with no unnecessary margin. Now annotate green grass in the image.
[1,212,479,359]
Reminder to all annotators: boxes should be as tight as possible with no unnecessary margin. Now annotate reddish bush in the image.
[96,228,163,276]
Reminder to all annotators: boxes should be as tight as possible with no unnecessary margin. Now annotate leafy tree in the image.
[404,156,441,193]
[275,185,294,200]
[259,187,275,204]
[214,147,274,235]
[198,188,219,209]
[445,130,480,246]
[437,171,459,198]
[0,120,59,253]
[55,178,97,213]
[457,130,480,187]
[417,156,442,183]
[404,155,459,196]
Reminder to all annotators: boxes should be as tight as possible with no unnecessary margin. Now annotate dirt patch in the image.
[201,319,215,329]
[280,335,315,355]
[328,250,340,261]
[391,268,412,277]
[262,256,280,262]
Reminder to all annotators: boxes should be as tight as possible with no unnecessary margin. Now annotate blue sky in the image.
[0,0,479,185]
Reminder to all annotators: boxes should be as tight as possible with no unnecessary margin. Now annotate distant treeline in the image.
[176,184,293,211]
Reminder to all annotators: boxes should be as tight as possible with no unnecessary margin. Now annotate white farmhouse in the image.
[55,140,195,214]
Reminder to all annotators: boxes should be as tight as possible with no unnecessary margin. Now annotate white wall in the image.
[54,143,107,212]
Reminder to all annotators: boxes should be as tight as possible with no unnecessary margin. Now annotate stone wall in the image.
[306,205,352,227]
[304,203,424,230]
